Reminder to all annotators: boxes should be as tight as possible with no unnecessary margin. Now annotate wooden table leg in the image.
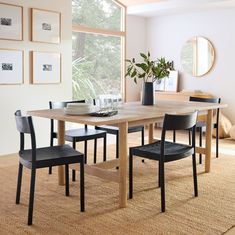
[148,123,154,144]
[118,122,128,208]
[58,120,65,185]
[205,109,213,173]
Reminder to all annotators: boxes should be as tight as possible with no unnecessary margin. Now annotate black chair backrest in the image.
[189,96,221,104]
[49,100,86,146]
[15,110,31,134]
[160,111,198,156]
[15,110,36,162]
[189,96,221,124]
[163,111,198,131]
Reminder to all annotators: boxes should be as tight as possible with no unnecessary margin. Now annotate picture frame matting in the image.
[31,8,61,44]
[31,51,61,84]
[0,48,24,85]
[0,2,23,41]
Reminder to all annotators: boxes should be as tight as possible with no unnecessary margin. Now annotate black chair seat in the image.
[130,141,194,162]
[63,128,106,142]
[95,125,145,160]
[196,121,206,128]
[196,121,217,129]
[96,125,144,134]
[19,145,84,168]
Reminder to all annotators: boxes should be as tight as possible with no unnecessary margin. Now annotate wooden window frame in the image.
[72,0,127,101]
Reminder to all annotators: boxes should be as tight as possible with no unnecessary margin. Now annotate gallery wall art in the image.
[0,3,23,40]
[31,8,61,44]
[0,4,62,85]
[31,51,61,84]
[0,49,23,84]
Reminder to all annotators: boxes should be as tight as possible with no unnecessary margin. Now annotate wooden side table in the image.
[155,91,212,101]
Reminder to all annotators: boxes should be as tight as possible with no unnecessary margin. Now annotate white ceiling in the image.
[124,0,235,17]
[119,0,163,6]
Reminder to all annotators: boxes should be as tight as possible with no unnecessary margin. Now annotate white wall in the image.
[146,9,235,123]
[126,15,146,102]
[0,0,72,155]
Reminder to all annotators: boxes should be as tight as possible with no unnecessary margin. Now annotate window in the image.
[72,0,126,100]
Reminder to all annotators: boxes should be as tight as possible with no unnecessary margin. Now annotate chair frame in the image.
[49,100,107,180]
[15,110,85,225]
[129,112,198,212]
[173,97,221,163]
[93,98,145,160]
[189,97,221,162]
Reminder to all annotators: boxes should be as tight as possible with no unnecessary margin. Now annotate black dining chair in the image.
[93,99,145,160]
[95,125,145,158]
[173,97,221,163]
[129,111,198,212]
[14,110,85,225]
[48,100,107,181]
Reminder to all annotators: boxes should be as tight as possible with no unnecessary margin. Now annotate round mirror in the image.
[181,36,215,77]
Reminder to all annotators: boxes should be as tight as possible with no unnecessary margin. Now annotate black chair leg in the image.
[65,164,69,196]
[129,150,133,199]
[192,153,198,197]
[84,140,87,164]
[173,130,176,142]
[141,128,145,163]
[80,159,85,212]
[199,127,202,164]
[94,139,97,164]
[72,170,76,182]
[141,128,145,145]
[159,160,165,212]
[158,161,161,188]
[103,135,107,162]
[188,130,191,145]
[28,168,36,226]
[49,138,53,175]
[116,133,119,170]
[216,126,219,158]
[72,140,76,182]
[16,163,23,204]
[116,133,119,159]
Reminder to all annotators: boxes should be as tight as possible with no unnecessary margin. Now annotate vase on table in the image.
[142,82,155,105]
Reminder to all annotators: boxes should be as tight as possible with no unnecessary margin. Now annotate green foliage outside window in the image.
[72,0,123,100]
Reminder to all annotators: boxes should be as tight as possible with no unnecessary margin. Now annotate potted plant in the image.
[125,52,174,105]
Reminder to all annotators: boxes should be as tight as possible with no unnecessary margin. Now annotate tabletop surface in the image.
[28,100,227,126]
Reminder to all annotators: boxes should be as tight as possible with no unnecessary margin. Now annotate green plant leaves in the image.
[140,53,147,60]
[125,52,173,84]
[131,70,137,78]
[136,63,148,71]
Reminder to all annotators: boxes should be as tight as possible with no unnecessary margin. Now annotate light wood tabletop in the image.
[28,100,227,208]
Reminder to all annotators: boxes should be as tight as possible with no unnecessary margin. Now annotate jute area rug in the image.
[0,149,234,234]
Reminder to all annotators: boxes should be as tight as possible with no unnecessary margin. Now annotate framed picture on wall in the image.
[31,8,61,44]
[31,51,61,84]
[0,49,23,84]
[0,3,23,41]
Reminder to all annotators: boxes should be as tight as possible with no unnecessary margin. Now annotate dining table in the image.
[28,100,227,208]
